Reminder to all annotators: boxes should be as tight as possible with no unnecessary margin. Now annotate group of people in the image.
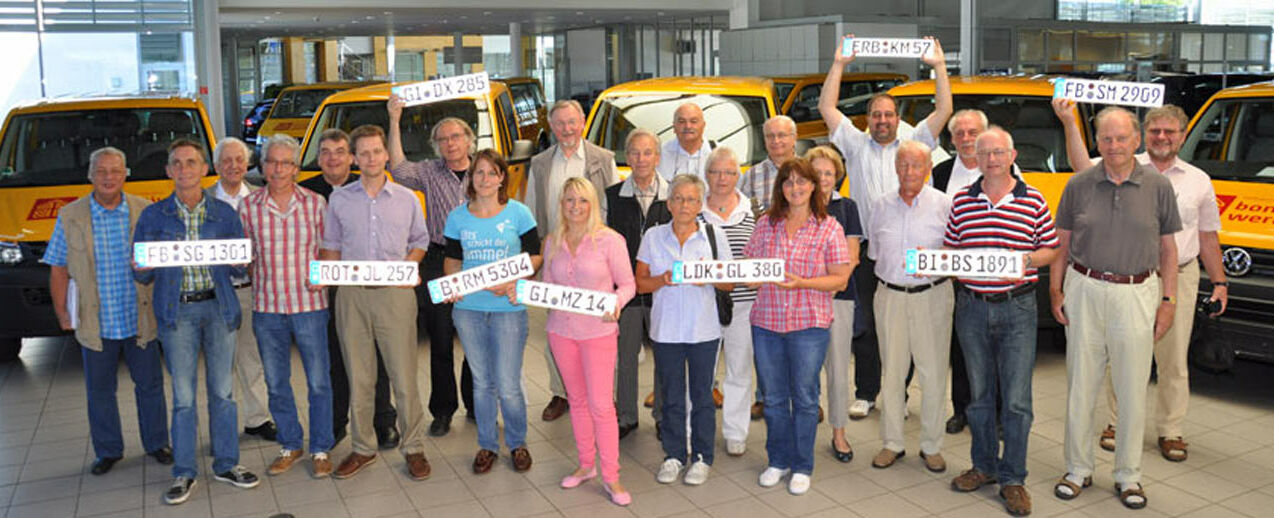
[44,32,1228,515]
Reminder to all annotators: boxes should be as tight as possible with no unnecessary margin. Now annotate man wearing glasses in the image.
[738,115,799,213]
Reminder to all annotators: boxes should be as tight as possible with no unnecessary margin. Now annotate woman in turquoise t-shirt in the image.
[442,149,542,475]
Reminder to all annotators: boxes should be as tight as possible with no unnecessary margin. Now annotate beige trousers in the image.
[336,286,426,456]
[233,286,272,428]
[1063,268,1158,485]
[875,281,953,455]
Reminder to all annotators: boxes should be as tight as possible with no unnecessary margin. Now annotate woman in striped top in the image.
[699,146,758,457]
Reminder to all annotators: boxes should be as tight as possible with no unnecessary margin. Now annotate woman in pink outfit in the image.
[533,177,636,506]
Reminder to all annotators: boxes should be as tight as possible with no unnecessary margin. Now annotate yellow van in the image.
[1179,80,1274,363]
[500,77,552,150]
[0,96,218,359]
[258,81,381,146]
[296,80,534,200]
[771,73,909,141]
[583,76,779,177]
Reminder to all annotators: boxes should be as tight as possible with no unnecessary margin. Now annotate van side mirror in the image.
[511,139,535,162]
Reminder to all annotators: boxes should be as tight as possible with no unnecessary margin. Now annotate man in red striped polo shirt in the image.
[943,127,1059,516]
[238,134,335,479]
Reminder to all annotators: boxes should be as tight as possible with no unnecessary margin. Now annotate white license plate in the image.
[391,72,491,107]
[905,249,1025,279]
[671,259,785,284]
[134,239,251,268]
[514,279,617,317]
[1052,78,1165,108]
[308,261,419,286]
[426,252,535,303]
[842,37,934,59]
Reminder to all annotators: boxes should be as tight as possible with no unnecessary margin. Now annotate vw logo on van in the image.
[1222,247,1252,277]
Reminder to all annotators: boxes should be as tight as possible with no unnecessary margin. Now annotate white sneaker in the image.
[683,460,710,485]
[849,399,874,419]
[726,439,747,456]
[758,467,790,487]
[656,458,683,484]
[788,473,811,495]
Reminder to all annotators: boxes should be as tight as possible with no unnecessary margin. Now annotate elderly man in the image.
[657,102,711,180]
[239,134,334,478]
[944,128,1059,516]
[299,128,399,449]
[44,147,171,476]
[387,98,476,437]
[866,140,954,473]
[524,99,620,421]
[1049,107,1181,510]
[819,35,953,421]
[134,140,259,505]
[320,125,432,481]
[1054,100,1227,463]
[738,115,797,213]
[208,137,277,442]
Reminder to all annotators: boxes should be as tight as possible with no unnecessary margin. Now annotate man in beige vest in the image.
[43,147,172,476]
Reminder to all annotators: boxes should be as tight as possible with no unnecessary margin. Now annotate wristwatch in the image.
[1213,281,1229,287]
[1162,295,1177,304]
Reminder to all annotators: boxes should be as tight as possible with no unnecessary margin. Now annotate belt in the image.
[233,280,252,289]
[964,282,1036,303]
[880,277,949,293]
[1071,263,1151,284]
[179,290,216,303]
[1179,257,1197,271]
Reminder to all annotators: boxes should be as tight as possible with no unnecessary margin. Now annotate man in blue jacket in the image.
[133,139,261,506]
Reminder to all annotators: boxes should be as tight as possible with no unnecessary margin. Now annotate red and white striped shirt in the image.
[943,178,1059,294]
[239,186,328,314]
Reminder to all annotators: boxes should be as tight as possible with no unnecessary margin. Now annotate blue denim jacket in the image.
[133,193,245,330]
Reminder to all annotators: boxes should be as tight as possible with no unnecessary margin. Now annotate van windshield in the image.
[1181,97,1274,182]
[586,94,771,166]
[896,94,1074,173]
[300,98,494,170]
[0,108,209,188]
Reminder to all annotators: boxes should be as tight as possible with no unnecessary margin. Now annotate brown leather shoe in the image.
[333,452,377,479]
[1158,436,1188,462]
[750,402,764,421]
[311,453,333,479]
[1000,484,1032,516]
[511,447,532,472]
[712,388,724,408]
[405,452,431,480]
[472,449,497,474]
[818,406,825,423]
[542,396,569,421]
[872,448,904,468]
[951,468,997,492]
[920,452,947,473]
[268,448,304,475]
[644,391,655,408]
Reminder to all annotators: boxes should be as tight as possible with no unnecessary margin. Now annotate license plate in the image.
[391,72,491,107]
[426,252,535,303]
[133,239,251,268]
[671,259,785,284]
[842,37,934,59]
[1053,77,1165,108]
[514,279,617,317]
[308,261,419,286]
[905,249,1025,279]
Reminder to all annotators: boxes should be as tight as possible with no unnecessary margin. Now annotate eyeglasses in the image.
[975,148,1012,158]
[434,133,467,144]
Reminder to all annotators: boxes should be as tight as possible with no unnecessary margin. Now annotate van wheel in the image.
[0,337,20,361]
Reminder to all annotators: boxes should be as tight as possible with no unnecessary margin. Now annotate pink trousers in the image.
[549,331,621,483]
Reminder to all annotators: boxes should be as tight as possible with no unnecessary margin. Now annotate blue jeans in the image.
[752,326,829,475]
[954,289,1037,486]
[653,339,717,465]
[158,299,239,478]
[253,310,335,454]
[83,337,168,459]
[452,308,529,452]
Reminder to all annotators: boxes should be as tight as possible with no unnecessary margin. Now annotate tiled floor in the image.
[3,308,1274,517]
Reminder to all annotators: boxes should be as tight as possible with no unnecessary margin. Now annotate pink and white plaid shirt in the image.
[745,213,851,333]
[239,186,328,314]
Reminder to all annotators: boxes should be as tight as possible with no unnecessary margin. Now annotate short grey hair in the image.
[212,137,251,164]
[548,99,585,119]
[1095,106,1141,135]
[706,146,740,174]
[896,139,933,164]
[87,147,128,179]
[975,126,1015,152]
[947,109,989,134]
[668,173,707,201]
[624,129,660,155]
[763,115,796,135]
[430,117,477,156]
[261,134,301,165]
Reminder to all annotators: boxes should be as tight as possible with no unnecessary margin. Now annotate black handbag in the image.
[1188,292,1234,374]
[704,223,733,326]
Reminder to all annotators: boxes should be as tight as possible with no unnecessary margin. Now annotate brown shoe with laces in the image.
[542,396,569,421]
[1001,484,1032,516]
[333,452,377,479]
[472,449,497,474]
[511,447,532,472]
[951,468,997,492]
[405,452,431,480]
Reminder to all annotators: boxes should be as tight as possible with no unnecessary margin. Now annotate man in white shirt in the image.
[657,102,711,180]
[207,137,276,443]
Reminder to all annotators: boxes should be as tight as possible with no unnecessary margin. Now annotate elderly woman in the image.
[804,146,863,463]
[699,146,758,456]
[636,174,732,486]
[443,149,542,475]
[747,158,853,495]
[538,177,636,506]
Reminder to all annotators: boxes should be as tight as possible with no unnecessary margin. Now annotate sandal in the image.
[1053,474,1092,500]
[1100,425,1116,452]
[1158,437,1188,462]
[1117,482,1147,510]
